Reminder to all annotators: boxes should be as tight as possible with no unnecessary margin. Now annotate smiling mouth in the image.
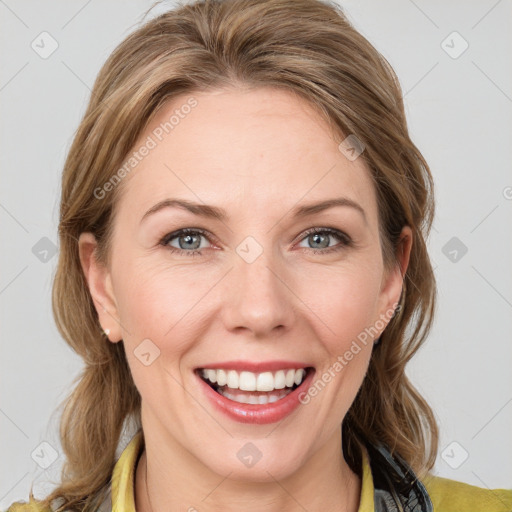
[196,367,315,405]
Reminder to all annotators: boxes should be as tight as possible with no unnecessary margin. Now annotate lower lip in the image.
[196,369,316,425]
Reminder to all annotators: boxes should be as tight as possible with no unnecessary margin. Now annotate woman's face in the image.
[80,86,410,480]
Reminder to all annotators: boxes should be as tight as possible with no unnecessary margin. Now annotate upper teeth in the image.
[200,368,307,391]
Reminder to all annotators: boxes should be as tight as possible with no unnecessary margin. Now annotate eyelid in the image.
[159,227,217,247]
[296,226,351,244]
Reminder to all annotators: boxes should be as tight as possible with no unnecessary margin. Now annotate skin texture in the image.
[78,86,412,512]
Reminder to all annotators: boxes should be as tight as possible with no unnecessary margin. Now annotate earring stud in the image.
[104,328,110,336]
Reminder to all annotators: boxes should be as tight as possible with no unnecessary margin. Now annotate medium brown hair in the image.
[24,0,437,509]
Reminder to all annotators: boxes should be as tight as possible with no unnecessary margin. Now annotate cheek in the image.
[113,266,198,402]
[112,257,210,353]
[302,262,383,349]
[307,264,381,411]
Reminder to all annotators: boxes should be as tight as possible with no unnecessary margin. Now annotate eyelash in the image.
[159,227,352,258]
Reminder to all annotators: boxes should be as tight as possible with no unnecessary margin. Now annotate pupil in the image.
[181,234,199,250]
[311,233,328,248]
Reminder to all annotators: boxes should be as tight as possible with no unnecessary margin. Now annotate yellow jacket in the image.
[6,431,512,511]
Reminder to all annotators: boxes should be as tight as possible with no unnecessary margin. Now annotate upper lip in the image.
[195,360,314,373]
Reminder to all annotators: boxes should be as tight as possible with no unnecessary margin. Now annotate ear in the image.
[375,225,413,332]
[78,232,122,343]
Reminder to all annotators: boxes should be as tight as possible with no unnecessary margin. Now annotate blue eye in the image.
[160,228,210,257]
[159,227,352,257]
[297,227,352,255]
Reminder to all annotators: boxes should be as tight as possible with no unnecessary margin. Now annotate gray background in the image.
[1,0,511,507]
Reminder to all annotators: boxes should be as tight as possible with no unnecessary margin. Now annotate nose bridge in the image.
[221,236,295,335]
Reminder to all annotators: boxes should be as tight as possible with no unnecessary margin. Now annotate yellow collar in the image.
[110,430,375,512]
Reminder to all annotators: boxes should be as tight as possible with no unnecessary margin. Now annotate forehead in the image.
[114,86,378,227]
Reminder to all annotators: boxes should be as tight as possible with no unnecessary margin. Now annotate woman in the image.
[7,0,512,510]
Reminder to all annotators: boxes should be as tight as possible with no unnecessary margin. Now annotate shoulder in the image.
[422,473,512,511]
[5,496,52,511]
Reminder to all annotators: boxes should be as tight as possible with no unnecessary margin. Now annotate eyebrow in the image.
[140,197,367,225]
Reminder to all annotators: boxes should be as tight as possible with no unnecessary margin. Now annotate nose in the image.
[220,245,297,338]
